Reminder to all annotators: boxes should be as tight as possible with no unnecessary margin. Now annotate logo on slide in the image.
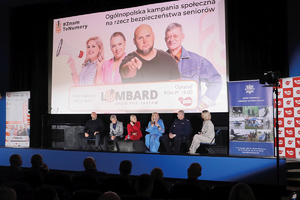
[105,90,116,102]
[56,21,62,33]
[178,97,192,106]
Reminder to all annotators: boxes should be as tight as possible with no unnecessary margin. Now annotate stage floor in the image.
[0,147,286,186]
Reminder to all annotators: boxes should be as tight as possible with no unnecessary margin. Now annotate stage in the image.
[0,147,286,186]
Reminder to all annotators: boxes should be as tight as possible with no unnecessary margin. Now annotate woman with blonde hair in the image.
[189,110,215,154]
[68,36,104,86]
[125,115,142,140]
[145,112,165,152]
[100,32,126,84]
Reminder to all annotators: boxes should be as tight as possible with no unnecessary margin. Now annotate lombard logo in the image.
[297,110,300,115]
[296,120,300,125]
[101,89,158,102]
[245,84,255,94]
[287,150,294,155]
[178,97,193,106]
[285,110,293,115]
[278,120,283,125]
[295,100,300,105]
[296,90,300,95]
[286,100,292,105]
[285,81,291,86]
[288,140,293,145]
[278,91,281,95]
[297,141,300,145]
[278,130,283,134]
[278,101,282,106]
[286,130,294,135]
[287,120,293,125]
[284,90,292,95]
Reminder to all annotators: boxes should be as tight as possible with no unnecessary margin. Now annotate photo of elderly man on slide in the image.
[120,24,181,83]
[165,23,222,111]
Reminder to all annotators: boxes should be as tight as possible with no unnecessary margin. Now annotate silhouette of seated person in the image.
[4,154,25,182]
[34,185,59,200]
[99,191,121,200]
[0,187,17,200]
[72,156,106,191]
[104,160,136,195]
[150,167,170,199]
[25,154,49,189]
[228,183,256,200]
[170,162,208,200]
[134,174,153,200]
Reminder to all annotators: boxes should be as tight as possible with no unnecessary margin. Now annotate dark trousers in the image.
[161,134,181,153]
[78,133,102,149]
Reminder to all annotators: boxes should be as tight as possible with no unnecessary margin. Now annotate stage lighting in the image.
[259,71,280,85]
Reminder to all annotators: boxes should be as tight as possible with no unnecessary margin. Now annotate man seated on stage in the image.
[82,112,105,151]
[161,110,191,153]
[107,115,124,151]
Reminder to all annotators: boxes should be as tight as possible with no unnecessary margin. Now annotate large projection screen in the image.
[51,0,227,114]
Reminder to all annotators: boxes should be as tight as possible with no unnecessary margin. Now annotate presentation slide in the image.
[51,0,227,114]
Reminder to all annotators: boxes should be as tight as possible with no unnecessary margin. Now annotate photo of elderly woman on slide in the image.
[100,32,126,84]
[68,36,104,86]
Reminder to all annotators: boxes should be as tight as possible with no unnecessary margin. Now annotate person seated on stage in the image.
[81,111,105,151]
[170,163,208,200]
[188,110,215,154]
[72,157,106,191]
[161,110,191,153]
[107,115,124,151]
[145,112,165,152]
[125,115,142,140]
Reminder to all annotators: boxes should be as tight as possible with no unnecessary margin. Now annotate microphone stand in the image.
[273,81,280,187]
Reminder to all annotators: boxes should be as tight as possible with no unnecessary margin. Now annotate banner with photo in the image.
[228,80,274,156]
[5,91,30,147]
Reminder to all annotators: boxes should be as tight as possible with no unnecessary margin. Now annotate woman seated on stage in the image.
[145,112,165,152]
[125,115,142,140]
[188,110,215,154]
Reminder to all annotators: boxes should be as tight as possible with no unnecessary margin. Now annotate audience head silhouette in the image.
[98,191,121,200]
[228,182,256,200]
[150,167,164,182]
[187,162,202,179]
[83,156,96,170]
[9,154,22,167]
[0,187,17,200]
[34,185,58,200]
[31,154,43,167]
[135,174,153,198]
[119,160,132,176]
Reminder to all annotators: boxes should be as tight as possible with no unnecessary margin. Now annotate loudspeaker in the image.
[117,140,148,152]
[56,39,84,58]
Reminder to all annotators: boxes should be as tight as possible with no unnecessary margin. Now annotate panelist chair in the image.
[200,129,221,154]
[84,137,103,151]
